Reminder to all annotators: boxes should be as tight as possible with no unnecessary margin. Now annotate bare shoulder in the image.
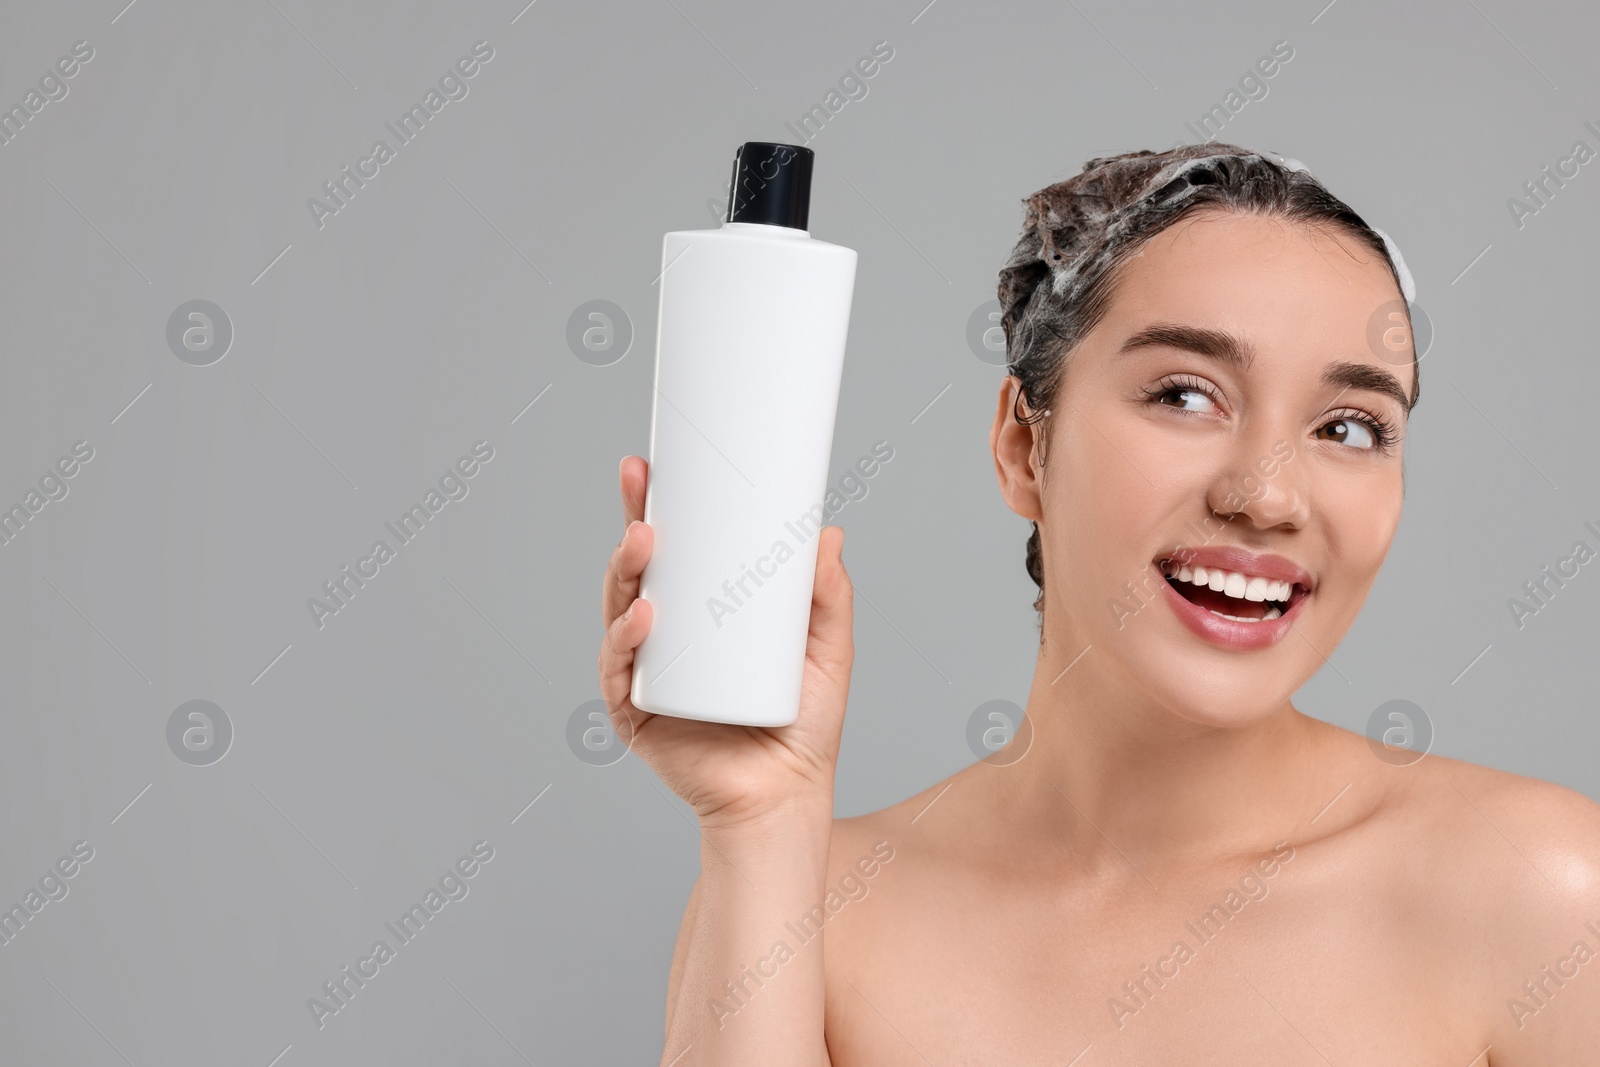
[1292,720,1600,962]
[1334,732,1600,913]
[1390,748,1600,893]
[820,765,984,949]
[826,759,991,872]
[1357,744,1600,1058]
[825,773,952,883]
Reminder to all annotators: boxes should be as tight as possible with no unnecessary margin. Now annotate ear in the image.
[991,376,1044,523]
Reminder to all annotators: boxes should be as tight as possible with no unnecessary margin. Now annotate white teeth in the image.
[1162,561,1298,605]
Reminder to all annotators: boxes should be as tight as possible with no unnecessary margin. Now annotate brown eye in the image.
[1318,417,1377,450]
[1161,387,1212,411]
[1143,375,1220,414]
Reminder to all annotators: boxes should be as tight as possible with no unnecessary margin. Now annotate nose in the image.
[1205,430,1308,531]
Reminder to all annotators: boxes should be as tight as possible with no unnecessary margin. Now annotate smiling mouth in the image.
[1157,559,1309,623]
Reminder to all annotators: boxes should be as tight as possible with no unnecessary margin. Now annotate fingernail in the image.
[622,603,634,622]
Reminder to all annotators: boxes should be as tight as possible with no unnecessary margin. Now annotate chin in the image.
[1141,648,1295,727]
[1082,602,1310,730]
[1149,679,1290,730]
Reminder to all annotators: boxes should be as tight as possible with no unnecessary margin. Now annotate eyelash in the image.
[1139,374,1401,454]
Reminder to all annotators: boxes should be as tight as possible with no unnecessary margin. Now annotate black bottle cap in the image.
[725,142,814,230]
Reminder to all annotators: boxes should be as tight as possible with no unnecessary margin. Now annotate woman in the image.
[597,144,1600,1064]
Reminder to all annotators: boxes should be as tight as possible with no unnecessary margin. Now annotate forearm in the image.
[663,796,834,1066]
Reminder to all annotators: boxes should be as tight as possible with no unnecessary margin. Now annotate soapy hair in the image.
[998,143,1420,616]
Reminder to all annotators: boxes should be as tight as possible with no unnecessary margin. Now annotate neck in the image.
[994,634,1332,875]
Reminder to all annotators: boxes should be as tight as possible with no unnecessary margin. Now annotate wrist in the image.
[699,790,834,850]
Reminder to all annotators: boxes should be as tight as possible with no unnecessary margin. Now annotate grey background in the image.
[1,0,1595,1063]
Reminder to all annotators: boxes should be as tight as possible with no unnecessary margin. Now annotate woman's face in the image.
[993,208,1415,727]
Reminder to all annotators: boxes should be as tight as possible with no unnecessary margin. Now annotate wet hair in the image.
[998,142,1420,617]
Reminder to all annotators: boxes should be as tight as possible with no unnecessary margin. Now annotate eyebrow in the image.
[1118,322,1412,416]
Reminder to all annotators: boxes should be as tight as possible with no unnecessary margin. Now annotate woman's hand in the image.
[597,455,854,829]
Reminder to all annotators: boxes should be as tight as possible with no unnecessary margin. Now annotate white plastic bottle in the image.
[631,142,858,727]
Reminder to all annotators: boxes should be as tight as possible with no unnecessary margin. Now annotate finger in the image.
[620,455,648,528]
[598,596,654,726]
[805,526,854,660]
[602,518,653,626]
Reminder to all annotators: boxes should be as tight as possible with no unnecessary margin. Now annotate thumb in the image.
[805,525,854,667]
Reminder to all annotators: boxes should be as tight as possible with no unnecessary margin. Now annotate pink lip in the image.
[1150,547,1313,653]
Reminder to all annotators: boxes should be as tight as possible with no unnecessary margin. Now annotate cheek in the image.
[1054,405,1196,535]
[1294,466,1404,647]
[1040,416,1165,594]
[1322,471,1404,579]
